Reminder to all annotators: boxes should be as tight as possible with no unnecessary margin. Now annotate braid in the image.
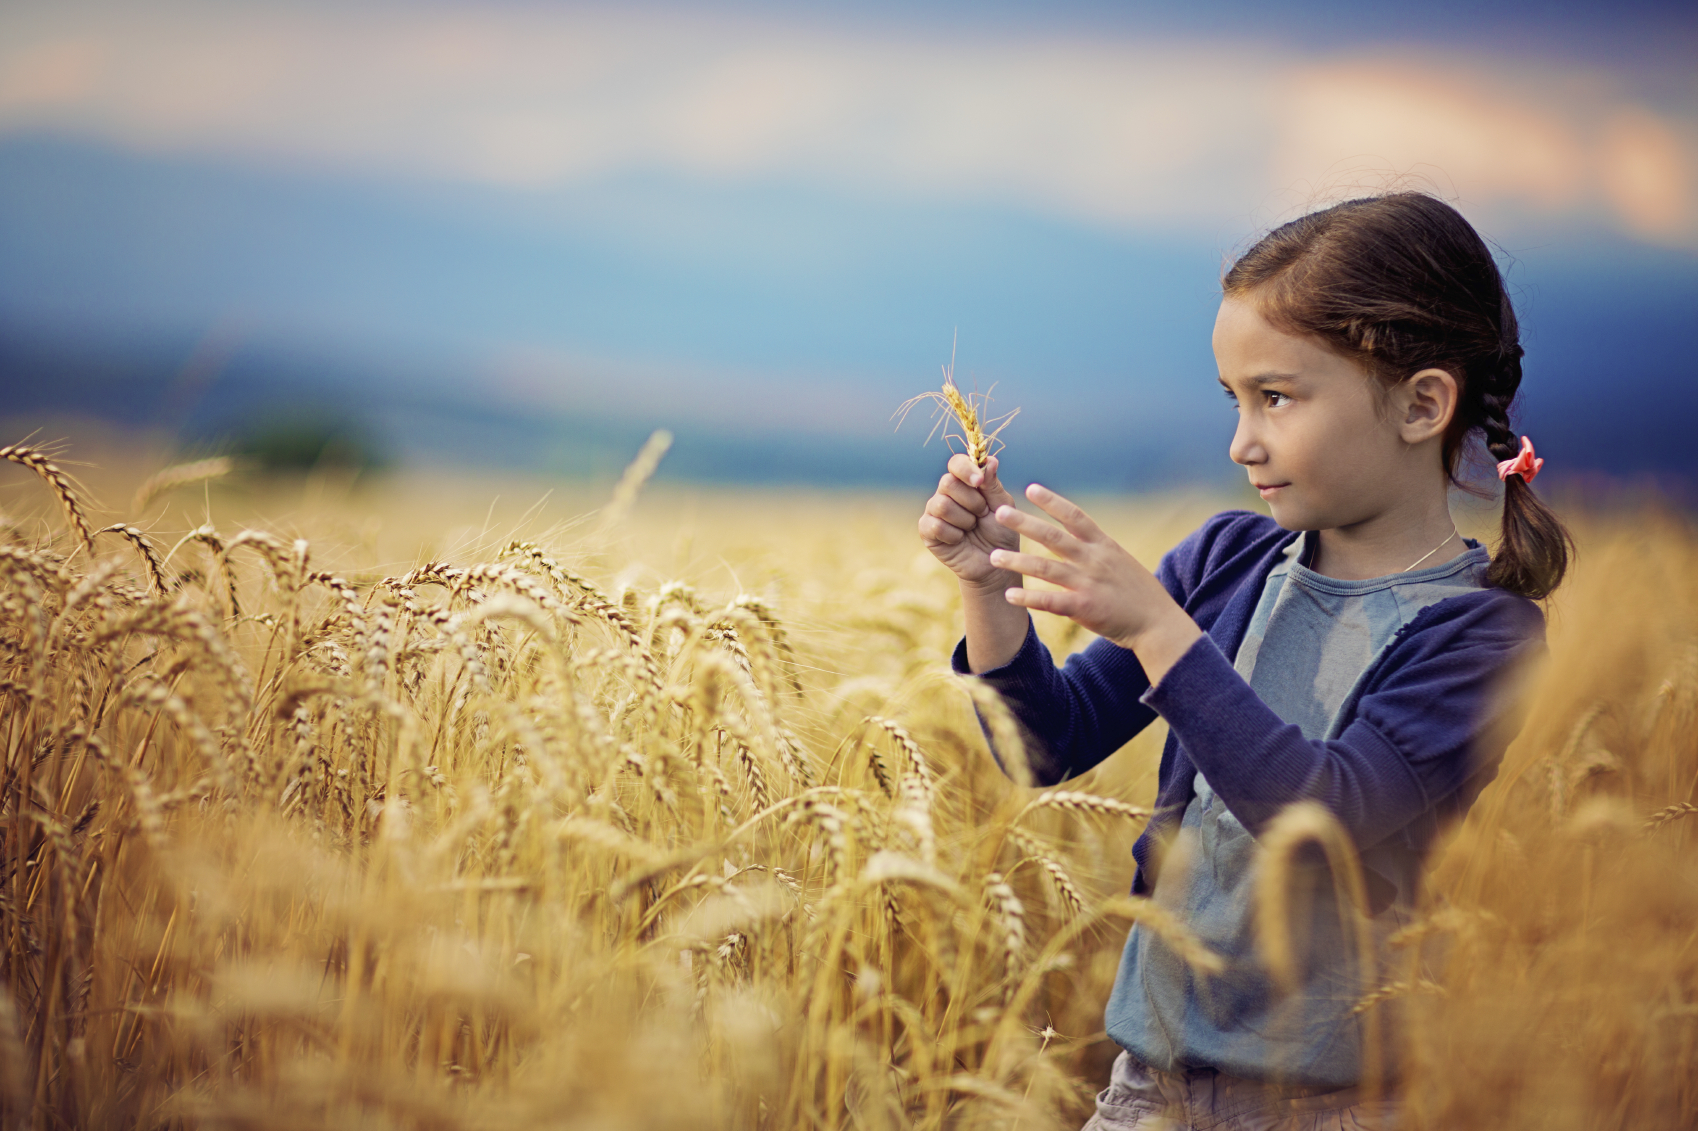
[1480,345,1524,463]
[1480,342,1570,599]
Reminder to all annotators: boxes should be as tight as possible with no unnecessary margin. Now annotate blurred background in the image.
[1,0,1694,493]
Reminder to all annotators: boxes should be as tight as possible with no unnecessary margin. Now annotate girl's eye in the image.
[1265,391,1291,407]
[1222,387,1239,405]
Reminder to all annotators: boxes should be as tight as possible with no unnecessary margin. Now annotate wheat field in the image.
[1,437,1695,1130]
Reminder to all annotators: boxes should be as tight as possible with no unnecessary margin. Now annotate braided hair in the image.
[1222,193,1571,599]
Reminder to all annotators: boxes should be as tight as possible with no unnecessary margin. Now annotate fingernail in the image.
[988,550,1003,564]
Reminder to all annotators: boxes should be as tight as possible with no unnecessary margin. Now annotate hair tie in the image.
[1496,435,1543,484]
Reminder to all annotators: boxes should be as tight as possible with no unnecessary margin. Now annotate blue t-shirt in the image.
[1107,532,1490,1085]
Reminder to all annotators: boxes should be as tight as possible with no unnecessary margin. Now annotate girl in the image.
[917,194,1567,1130]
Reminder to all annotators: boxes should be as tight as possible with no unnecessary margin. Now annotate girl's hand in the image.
[918,454,1021,590]
[987,484,1203,684]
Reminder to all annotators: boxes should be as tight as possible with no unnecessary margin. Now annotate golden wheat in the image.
[0,441,1694,1130]
[93,523,170,591]
[1,441,94,549]
[131,455,235,514]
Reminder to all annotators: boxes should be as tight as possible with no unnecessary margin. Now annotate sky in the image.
[1,0,1695,490]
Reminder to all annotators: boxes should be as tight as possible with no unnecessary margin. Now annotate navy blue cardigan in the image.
[953,511,1544,905]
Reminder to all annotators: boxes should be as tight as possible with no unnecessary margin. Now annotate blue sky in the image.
[1,1,1694,489]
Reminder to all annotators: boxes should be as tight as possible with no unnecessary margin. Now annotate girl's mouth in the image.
[1255,483,1289,498]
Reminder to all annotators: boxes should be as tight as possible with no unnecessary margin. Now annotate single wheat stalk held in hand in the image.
[894,338,1019,467]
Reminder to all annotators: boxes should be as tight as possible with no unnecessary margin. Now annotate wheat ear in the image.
[596,429,673,533]
[1252,799,1387,1102]
[1,442,95,549]
[1352,978,1446,1015]
[132,456,234,513]
[1105,896,1225,976]
[1006,827,1087,920]
[1254,801,1374,996]
[1645,801,1698,830]
[1015,790,1154,823]
[96,524,171,592]
[984,871,1027,981]
[892,341,1019,468]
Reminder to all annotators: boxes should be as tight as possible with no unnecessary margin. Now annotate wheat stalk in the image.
[1,441,95,549]
[1352,978,1447,1015]
[732,594,801,692]
[1645,801,1698,831]
[0,544,70,591]
[984,871,1027,982]
[893,337,1019,468]
[596,429,673,533]
[1015,790,1154,823]
[1254,801,1374,996]
[96,523,171,592]
[1103,897,1225,977]
[1251,800,1385,1102]
[1006,827,1086,920]
[869,716,933,792]
[789,800,852,885]
[168,524,241,617]
[132,456,235,513]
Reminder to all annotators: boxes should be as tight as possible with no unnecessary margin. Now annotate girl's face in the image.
[1212,296,1445,532]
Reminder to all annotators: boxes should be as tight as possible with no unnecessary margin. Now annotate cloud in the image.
[1599,108,1694,240]
[1,1,1693,246]
[1274,62,1590,212]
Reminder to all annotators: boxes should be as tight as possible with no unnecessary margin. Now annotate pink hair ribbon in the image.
[1496,435,1544,484]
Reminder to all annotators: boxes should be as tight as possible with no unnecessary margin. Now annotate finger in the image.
[947,452,984,488]
[988,549,1078,587]
[937,474,990,515]
[1003,586,1079,617]
[994,505,1081,557]
[1024,483,1106,543]
[918,514,966,545]
[978,455,1010,498]
[926,492,981,529]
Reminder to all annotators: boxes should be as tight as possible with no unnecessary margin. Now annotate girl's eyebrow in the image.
[1219,371,1301,387]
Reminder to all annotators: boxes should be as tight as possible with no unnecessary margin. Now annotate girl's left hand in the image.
[987,484,1203,683]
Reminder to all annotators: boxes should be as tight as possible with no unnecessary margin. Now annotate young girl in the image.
[918,194,1567,1130]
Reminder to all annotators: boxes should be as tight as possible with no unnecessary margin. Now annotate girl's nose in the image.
[1229,415,1265,466]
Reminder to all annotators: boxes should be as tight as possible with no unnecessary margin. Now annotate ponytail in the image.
[1488,476,1571,600]
[1224,192,1575,600]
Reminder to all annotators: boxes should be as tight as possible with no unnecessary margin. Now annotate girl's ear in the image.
[1397,367,1459,444]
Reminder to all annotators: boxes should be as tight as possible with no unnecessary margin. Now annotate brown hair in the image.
[1222,193,1572,599]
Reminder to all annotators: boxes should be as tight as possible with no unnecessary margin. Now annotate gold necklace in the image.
[1404,529,1459,573]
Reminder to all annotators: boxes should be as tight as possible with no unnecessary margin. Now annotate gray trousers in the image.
[1082,1050,1399,1131]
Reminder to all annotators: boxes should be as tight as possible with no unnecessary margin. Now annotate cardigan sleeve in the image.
[1140,590,1544,848]
[951,623,1160,784]
[946,511,1265,784]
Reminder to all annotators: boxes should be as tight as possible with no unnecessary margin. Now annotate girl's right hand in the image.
[918,454,1021,589]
